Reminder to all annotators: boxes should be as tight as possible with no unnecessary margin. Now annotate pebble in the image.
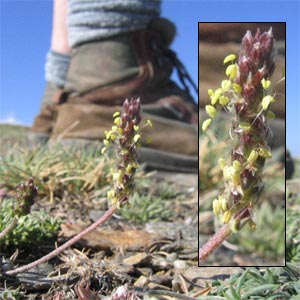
[173,260,187,269]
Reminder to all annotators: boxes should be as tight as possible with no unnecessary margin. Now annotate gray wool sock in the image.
[45,50,71,87]
[67,0,161,48]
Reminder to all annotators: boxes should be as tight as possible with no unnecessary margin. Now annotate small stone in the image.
[134,275,149,288]
[151,256,173,270]
[123,253,151,266]
[173,260,186,269]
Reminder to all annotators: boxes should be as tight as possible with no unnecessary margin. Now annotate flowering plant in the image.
[200,28,277,262]
[103,98,152,207]
[0,178,38,241]
[3,98,152,275]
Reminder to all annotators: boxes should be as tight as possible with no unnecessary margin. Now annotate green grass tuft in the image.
[120,182,177,223]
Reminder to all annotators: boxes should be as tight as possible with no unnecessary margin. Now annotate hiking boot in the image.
[30,83,64,144]
[50,18,198,172]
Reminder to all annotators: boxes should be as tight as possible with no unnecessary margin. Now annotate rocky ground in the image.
[0,124,298,299]
[0,124,201,299]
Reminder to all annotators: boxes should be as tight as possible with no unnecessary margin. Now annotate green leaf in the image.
[236,269,249,295]
[229,285,241,300]
[241,284,279,299]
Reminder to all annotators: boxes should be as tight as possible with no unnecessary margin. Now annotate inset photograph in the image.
[198,22,286,266]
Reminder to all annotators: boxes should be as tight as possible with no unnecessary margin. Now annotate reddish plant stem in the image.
[5,206,117,275]
[199,224,232,263]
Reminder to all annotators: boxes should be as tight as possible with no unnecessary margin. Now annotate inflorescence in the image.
[200,28,277,261]
[102,98,152,207]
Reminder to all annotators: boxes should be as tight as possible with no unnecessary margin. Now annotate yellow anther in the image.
[232,160,242,172]
[103,139,110,146]
[111,125,118,132]
[208,89,214,97]
[202,118,212,132]
[239,122,251,132]
[205,105,217,118]
[261,78,271,90]
[221,80,231,90]
[219,95,230,106]
[107,189,115,199]
[223,166,235,180]
[105,131,111,139]
[111,196,118,205]
[134,125,139,131]
[212,199,220,215]
[113,171,122,181]
[131,162,139,169]
[262,95,275,110]
[223,54,236,64]
[223,164,240,185]
[101,147,107,154]
[133,134,141,143]
[218,158,226,170]
[258,148,272,158]
[211,88,223,105]
[222,211,232,224]
[121,150,128,157]
[226,64,238,79]
[114,117,122,126]
[232,83,242,93]
[126,165,131,173]
[113,111,120,118]
[247,150,258,163]
[219,197,228,211]
[232,173,241,186]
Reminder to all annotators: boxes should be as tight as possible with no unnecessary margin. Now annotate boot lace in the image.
[166,49,198,110]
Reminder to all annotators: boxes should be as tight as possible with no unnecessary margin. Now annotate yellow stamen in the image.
[223,54,236,64]
[205,105,217,118]
[202,118,212,132]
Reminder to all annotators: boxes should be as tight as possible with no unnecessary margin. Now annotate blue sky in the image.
[0,0,299,156]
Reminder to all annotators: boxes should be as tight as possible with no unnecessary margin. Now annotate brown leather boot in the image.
[51,18,198,172]
[30,83,63,144]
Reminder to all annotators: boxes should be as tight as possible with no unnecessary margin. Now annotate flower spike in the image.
[200,28,277,262]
